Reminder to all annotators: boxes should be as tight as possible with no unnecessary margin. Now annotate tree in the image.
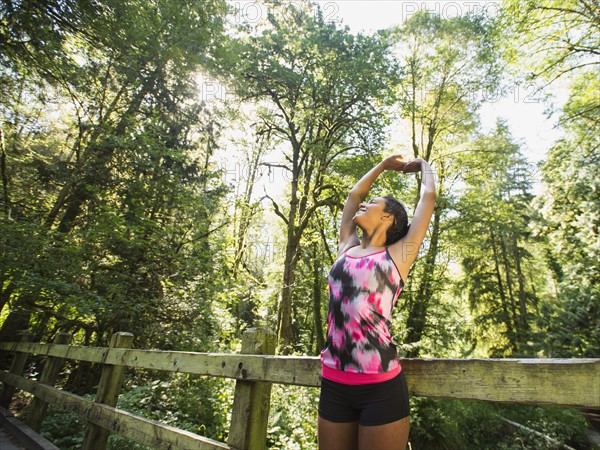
[0,0,230,348]
[502,0,600,88]
[503,0,599,357]
[533,112,600,357]
[452,121,539,355]
[222,1,396,352]
[387,11,503,356]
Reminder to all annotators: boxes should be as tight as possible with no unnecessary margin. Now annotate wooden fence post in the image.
[82,331,133,450]
[26,332,72,431]
[0,332,33,408]
[228,328,276,450]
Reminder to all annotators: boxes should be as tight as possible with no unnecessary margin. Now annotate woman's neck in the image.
[359,228,387,248]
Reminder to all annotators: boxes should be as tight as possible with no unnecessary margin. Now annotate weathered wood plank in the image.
[228,329,276,450]
[0,342,108,364]
[26,332,72,432]
[0,342,321,385]
[401,358,600,408]
[82,332,133,450]
[0,371,232,450]
[2,342,598,407]
[0,333,33,408]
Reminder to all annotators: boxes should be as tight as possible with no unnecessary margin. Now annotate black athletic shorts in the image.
[318,371,410,426]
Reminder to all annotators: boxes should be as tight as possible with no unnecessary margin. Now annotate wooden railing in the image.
[0,328,599,450]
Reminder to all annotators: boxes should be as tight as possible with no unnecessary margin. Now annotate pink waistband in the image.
[321,364,402,385]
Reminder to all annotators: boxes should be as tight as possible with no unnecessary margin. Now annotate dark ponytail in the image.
[383,196,409,245]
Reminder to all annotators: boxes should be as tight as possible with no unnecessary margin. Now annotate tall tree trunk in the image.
[405,202,441,357]
[312,243,325,355]
[277,134,301,354]
[490,229,516,352]
[513,235,529,339]
[1,128,10,220]
[410,60,418,158]
[499,232,519,343]
[278,229,300,354]
[233,144,263,279]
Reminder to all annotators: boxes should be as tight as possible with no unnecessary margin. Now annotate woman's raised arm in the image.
[389,158,436,278]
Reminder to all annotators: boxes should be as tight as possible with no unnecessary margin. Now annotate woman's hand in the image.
[400,158,424,173]
[382,155,423,173]
[382,154,407,171]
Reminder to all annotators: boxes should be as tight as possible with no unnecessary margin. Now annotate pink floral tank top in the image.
[321,247,404,376]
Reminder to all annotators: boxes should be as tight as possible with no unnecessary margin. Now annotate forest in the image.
[0,0,598,448]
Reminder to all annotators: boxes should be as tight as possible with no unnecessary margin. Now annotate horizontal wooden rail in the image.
[0,342,320,385]
[0,371,231,450]
[404,358,599,408]
[1,341,598,408]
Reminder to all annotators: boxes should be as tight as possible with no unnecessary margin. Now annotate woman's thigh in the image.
[358,416,410,450]
[318,416,359,450]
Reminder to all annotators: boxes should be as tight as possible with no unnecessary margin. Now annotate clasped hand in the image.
[383,155,423,173]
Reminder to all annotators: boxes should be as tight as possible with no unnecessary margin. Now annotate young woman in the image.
[318,154,436,450]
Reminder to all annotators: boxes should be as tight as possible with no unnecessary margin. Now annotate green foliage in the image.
[388,10,503,150]
[410,398,470,449]
[501,0,599,87]
[108,434,151,450]
[409,398,590,450]
[500,0,599,360]
[0,0,232,350]
[115,373,235,442]
[497,404,590,449]
[267,384,319,449]
[449,121,541,356]
[40,403,87,450]
[533,120,600,357]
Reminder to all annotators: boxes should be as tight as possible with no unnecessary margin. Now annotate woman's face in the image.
[353,197,389,228]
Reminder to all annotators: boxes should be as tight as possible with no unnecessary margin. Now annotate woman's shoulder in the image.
[336,242,359,259]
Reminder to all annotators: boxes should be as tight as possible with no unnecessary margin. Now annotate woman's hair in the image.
[383,196,410,245]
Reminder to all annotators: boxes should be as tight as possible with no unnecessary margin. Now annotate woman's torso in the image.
[320,247,404,375]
